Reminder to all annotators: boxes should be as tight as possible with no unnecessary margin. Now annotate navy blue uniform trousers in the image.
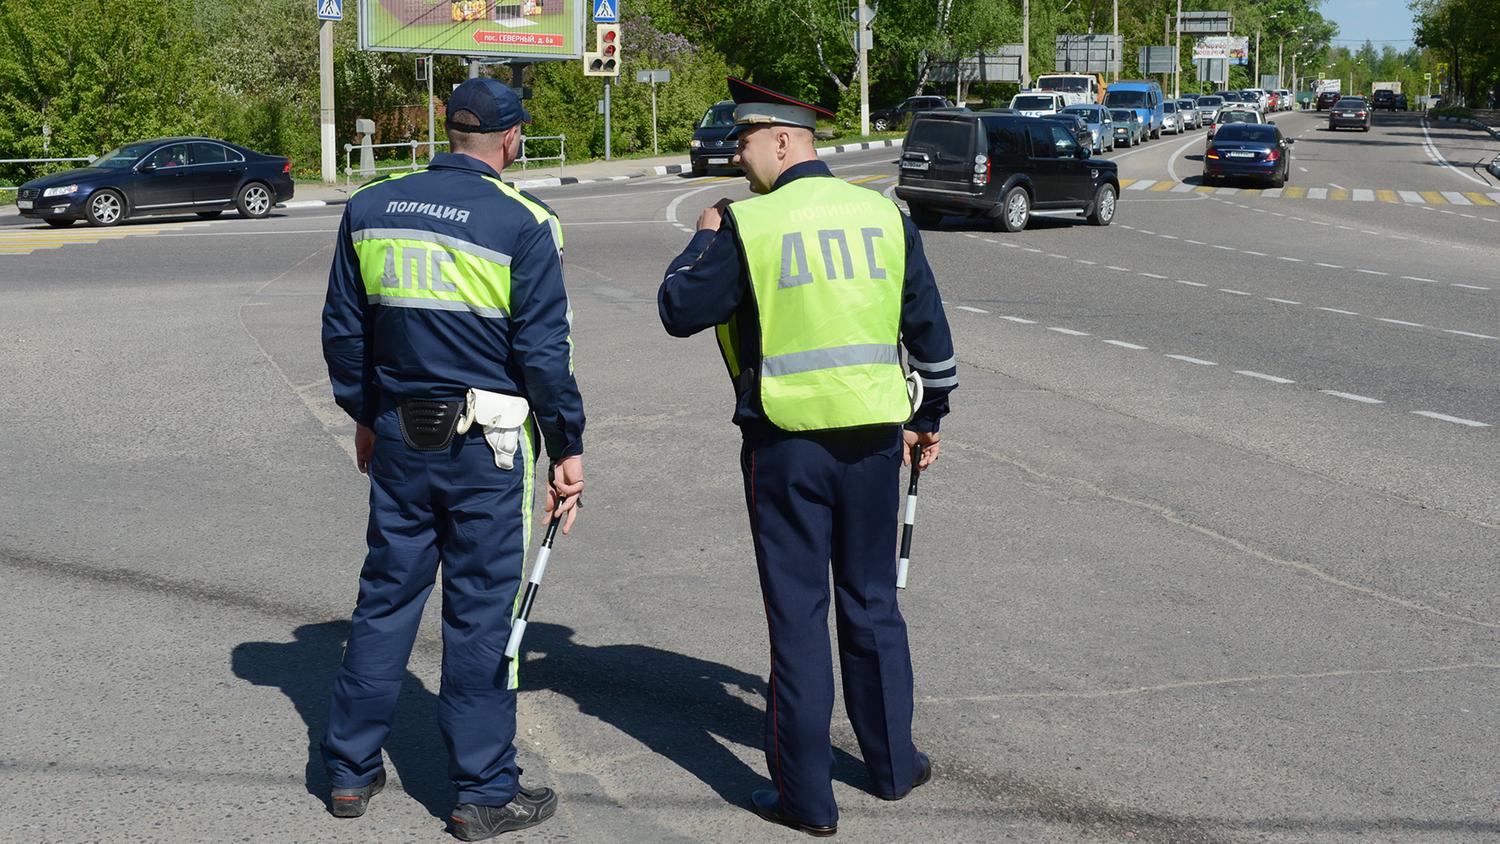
[740,425,921,827]
[322,404,534,806]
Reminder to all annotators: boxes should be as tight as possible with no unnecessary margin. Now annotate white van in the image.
[1035,74,1102,107]
[1009,91,1068,117]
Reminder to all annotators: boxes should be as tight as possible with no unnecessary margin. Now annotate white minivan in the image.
[1009,91,1068,117]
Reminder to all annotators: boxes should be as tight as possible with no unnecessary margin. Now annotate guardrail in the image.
[0,156,95,191]
[343,135,566,183]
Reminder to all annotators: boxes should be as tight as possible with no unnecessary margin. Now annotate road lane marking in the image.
[1315,262,1343,268]
[1328,182,1345,190]
[1185,239,1205,244]
[956,306,989,314]
[1376,318,1424,327]
[1149,180,1176,192]
[1376,190,1400,203]
[1412,411,1490,427]
[1139,272,1168,279]
[1106,265,1130,271]
[1321,390,1384,404]
[1420,118,1493,187]
[1126,180,1156,190]
[1354,269,1388,275]
[1317,307,1360,315]
[1103,340,1148,350]
[1176,280,1207,287]
[1307,188,1328,200]
[1218,288,1251,295]
[1165,354,1216,366]
[1398,190,1425,204]
[1352,189,1375,202]
[1170,183,1196,193]
[1075,259,1097,265]
[1261,188,1284,198]
[1211,244,1234,250]
[1282,186,1307,199]
[1235,370,1296,384]
[998,315,1035,323]
[1047,327,1090,336]
[1463,192,1496,206]
[1450,283,1491,290]
[1401,275,1438,282]
[1444,329,1499,339]
[1264,297,1302,304]
[1242,250,1267,255]
[1328,188,1351,201]
[1419,190,1448,204]
[1441,191,1473,206]
[1277,256,1304,262]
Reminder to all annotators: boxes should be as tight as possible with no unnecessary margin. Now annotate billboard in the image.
[1055,35,1123,74]
[1192,36,1249,66]
[359,0,585,60]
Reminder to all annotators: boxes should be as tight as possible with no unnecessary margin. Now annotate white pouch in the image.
[456,389,531,470]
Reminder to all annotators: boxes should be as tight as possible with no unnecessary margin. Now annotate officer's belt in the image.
[396,398,465,451]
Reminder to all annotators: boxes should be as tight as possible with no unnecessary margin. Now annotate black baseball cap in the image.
[446,78,532,133]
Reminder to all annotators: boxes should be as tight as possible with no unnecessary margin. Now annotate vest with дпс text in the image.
[720,176,910,432]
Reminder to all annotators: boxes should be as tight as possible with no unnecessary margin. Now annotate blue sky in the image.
[1319,0,1418,48]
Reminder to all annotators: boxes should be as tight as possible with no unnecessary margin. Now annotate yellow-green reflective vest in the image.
[721,176,910,432]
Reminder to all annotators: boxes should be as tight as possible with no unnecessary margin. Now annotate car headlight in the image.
[690,139,702,149]
[42,184,79,198]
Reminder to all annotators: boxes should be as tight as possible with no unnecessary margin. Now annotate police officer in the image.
[320,78,584,841]
[658,78,956,836]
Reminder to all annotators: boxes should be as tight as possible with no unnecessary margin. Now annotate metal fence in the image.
[0,156,95,191]
[343,135,566,183]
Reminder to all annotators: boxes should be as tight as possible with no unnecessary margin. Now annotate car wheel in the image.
[85,189,126,227]
[196,209,224,219]
[1151,127,1161,139]
[995,186,1030,233]
[1086,183,1116,226]
[236,182,273,219]
[44,218,76,228]
[907,204,941,229]
[873,118,889,131]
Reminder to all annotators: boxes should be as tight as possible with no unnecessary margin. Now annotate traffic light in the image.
[583,24,620,77]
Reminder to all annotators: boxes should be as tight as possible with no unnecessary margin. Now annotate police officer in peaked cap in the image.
[658,78,957,835]
[320,77,585,840]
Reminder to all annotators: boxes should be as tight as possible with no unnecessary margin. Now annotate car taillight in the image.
[1265,149,1280,161]
[1356,111,1367,117]
[282,160,292,174]
[973,154,989,186]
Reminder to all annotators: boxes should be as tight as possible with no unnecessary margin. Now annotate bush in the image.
[1429,105,1474,120]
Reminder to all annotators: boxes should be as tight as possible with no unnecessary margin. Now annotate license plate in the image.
[17,200,32,209]
[707,157,729,164]
[902,160,929,171]
[1226,150,1255,159]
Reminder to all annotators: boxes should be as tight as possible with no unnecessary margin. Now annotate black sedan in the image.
[1203,123,1294,187]
[1327,98,1371,131]
[15,137,294,227]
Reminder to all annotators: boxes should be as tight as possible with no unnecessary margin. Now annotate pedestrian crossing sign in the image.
[317,0,342,21]
[592,0,617,23]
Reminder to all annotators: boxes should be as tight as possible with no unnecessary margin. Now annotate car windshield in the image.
[1037,76,1089,92]
[1219,110,1258,123]
[1177,101,1194,108]
[92,142,158,169]
[1198,96,1224,107]
[1105,90,1148,108]
[1163,102,1177,113]
[1110,109,1134,122]
[1013,95,1056,110]
[1335,99,1365,108]
[1214,125,1277,142]
[1063,107,1100,120]
[698,104,736,128]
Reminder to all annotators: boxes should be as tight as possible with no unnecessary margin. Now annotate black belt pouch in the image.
[396,399,463,451]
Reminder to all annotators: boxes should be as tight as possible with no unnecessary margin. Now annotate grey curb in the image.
[281,139,907,207]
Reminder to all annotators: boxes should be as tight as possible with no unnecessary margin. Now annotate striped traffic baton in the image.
[504,497,570,660]
[896,444,923,589]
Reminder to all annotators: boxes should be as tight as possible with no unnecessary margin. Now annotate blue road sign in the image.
[317,0,342,21]
[592,0,618,23]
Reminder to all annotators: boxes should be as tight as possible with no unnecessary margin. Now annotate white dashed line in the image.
[1103,340,1148,350]
[1235,370,1296,384]
[1401,275,1436,282]
[1444,329,1499,340]
[1139,230,1156,235]
[982,238,998,243]
[1277,256,1304,262]
[1376,318,1425,327]
[1243,250,1267,256]
[1451,283,1491,290]
[1317,307,1360,315]
[1165,354,1217,366]
[1218,288,1251,296]
[1309,218,1330,225]
[998,315,1036,324]
[1335,225,1354,231]
[963,233,980,238]
[1212,244,1235,250]
[1075,259,1097,265]
[1412,411,1490,427]
[1264,297,1302,305]
[956,306,990,314]
[1048,253,1069,259]
[1354,269,1388,276]
[1106,265,1131,272]
[1001,242,1020,248]
[1159,234,1179,239]
[1047,327,1091,336]
[1360,230,1379,235]
[1023,247,1043,253]
[1321,390,1384,404]
[1139,272,1168,279]
[1315,262,1343,268]
[1185,239,1206,245]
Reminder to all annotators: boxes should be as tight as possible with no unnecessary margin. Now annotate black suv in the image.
[870,96,954,132]
[895,112,1119,232]
[1371,90,1398,110]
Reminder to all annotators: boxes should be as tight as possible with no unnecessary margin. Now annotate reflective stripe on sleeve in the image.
[918,374,958,388]
[908,355,956,372]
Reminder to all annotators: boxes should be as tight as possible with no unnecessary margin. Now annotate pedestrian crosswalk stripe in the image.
[1490,192,1500,203]
[1282,186,1307,199]
[1170,182,1195,192]
[1328,188,1350,201]
[1149,180,1175,192]
[1352,189,1374,202]
[1465,192,1497,206]
[1398,190,1424,204]
[1441,191,1472,206]
[1260,188,1283,198]
[1126,180,1153,190]
[1376,189,1400,203]
[0,221,207,255]
[1307,188,1328,200]
[1194,185,1216,194]
[1419,191,1446,204]
[1119,178,1137,188]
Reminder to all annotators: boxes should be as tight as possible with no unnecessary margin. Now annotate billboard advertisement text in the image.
[359,0,584,60]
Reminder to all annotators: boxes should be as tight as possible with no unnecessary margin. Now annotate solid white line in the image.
[1376,318,1425,327]
[1235,370,1296,384]
[1317,307,1360,315]
[1264,297,1302,304]
[1355,269,1388,275]
[1103,340,1148,350]
[1165,135,1203,184]
[1412,411,1490,427]
[665,182,727,224]
[1321,390,1384,404]
[956,305,990,314]
[1047,327,1091,336]
[1315,262,1343,268]
[1444,329,1499,339]
[1165,354,1216,366]
[1450,283,1490,290]
[998,315,1036,324]
[1420,118,1492,187]
[1175,279,1207,287]
[1219,288,1251,296]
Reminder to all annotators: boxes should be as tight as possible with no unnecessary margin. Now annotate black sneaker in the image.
[449,786,558,841]
[877,752,932,801]
[329,769,386,818]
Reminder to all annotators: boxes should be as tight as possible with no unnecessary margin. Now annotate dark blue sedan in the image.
[1202,124,1294,187]
[15,137,294,227]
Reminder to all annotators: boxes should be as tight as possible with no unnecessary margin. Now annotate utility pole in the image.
[1113,0,1119,82]
[604,82,612,161]
[1173,0,1181,98]
[426,56,435,159]
[1022,0,1030,88]
[319,18,335,183]
[1254,30,1261,89]
[858,0,870,135]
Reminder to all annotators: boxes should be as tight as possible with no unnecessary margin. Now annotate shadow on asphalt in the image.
[233,620,872,818]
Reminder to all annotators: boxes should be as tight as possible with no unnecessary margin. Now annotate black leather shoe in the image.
[329,768,386,818]
[449,786,558,841]
[877,752,932,801]
[751,789,837,837]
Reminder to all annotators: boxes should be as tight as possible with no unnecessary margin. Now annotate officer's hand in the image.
[696,198,733,232]
[546,455,585,534]
[355,423,376,474]
[903,429,940,470]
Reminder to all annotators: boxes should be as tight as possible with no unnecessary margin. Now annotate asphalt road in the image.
[2,108,1498,843]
